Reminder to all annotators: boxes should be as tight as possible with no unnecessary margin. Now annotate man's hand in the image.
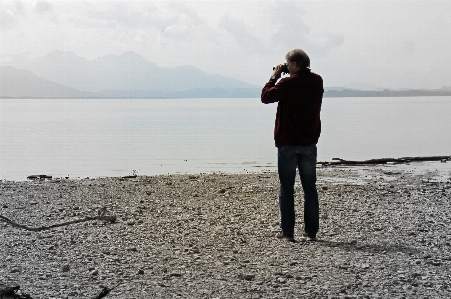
[272,64,283,80]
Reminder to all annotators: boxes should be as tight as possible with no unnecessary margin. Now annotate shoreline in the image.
[3,159,451,184]
[1,164,451,298]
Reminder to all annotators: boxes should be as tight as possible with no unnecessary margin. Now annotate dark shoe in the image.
[276,232,294,241]
[302,233,317,242]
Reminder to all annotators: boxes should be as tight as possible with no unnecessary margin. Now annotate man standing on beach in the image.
[261,49,323,241]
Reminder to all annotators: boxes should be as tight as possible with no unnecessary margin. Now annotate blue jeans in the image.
[278,145,319,236]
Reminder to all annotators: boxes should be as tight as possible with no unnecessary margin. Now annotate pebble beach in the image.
[1,163,451,298]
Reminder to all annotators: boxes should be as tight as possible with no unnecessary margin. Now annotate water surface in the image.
[1,97,450,180]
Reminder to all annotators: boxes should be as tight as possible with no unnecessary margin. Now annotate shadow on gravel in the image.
[306,239,420,256]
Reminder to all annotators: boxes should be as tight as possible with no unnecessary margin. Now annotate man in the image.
[261,49,323,242]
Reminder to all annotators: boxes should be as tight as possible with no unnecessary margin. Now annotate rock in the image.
[90,269,99,275]
[61,264,70,272]
[243,274,255,281]
[138,269,144,275]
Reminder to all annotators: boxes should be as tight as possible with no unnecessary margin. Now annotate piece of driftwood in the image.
[92,282,122,299]
[0,214,116,232]
[26,175,52,180]
[318,155,451,166]
[0,282,121,299]
[0,285,33,299]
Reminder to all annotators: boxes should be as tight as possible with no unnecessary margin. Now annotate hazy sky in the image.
[1,0,450,89]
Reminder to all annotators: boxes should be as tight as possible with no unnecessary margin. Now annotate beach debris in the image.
[242,274,256,281]
[26,174,52,181]
[318,155,451,166]
[92,282,123,299]
[61,264,70,272]
[121,175,137,179]
[121,170,138,179]
[0,285,33,299]
[0,209,116,231]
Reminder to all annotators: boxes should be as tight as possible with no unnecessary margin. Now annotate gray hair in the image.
[285,49,310,68]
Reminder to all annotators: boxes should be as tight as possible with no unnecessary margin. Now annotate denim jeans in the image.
[278,145,319,236]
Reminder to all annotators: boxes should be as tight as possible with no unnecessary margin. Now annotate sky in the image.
[1,0,450,90]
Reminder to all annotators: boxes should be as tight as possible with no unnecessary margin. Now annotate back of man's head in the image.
[285,49,310,69]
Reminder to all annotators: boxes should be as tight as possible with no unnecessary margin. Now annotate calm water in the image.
[1,97,450,180]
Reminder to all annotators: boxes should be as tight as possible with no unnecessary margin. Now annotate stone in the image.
[61,264,70,272]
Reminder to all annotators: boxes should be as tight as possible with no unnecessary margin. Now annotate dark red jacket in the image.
[261,68,323,147]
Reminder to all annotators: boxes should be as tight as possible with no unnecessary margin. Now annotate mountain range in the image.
[1,51,450,98]
[0,51,260,98]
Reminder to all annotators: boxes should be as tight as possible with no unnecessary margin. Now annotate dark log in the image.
[0,285,33,299]
[317,155,451,166]
[0,282,121,299]
[92,283,121,299]
[26,175,52,180]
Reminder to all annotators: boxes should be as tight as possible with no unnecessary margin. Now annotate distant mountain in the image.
[4,50,257,93]
[2,51,450,99]
[0,66,94,98]
[0,66,260,98]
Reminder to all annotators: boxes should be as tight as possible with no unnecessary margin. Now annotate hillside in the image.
[0,66,93,98]
[5,51,256,93]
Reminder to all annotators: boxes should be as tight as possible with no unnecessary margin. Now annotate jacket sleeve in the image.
[261,78,288,104]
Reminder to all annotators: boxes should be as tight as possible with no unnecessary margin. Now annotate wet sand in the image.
[1,163,451,298]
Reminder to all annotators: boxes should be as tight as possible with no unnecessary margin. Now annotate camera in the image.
[273,63,289,74]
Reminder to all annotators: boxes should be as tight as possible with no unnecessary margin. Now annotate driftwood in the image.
[0,214,116,232]
[0,285,33,299]
[121,175,137,179]
[0,282,121,299]
[26,175,52,181]
[91,282,122,299]
[318,155,451,166]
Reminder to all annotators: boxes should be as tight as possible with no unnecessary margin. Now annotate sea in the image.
[1,97,450,181]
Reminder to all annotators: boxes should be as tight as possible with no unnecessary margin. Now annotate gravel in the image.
[1,164,451,298]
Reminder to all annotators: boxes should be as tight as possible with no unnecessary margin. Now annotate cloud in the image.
[270,1,310,47]
[218,14,264,52]
[401,40,415,55]
[159,4,210,41]
[309,31,344,54]
[0,1,26,29]
[34,0,53,14]
[270,1,343,54]
[68,1,215,44]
